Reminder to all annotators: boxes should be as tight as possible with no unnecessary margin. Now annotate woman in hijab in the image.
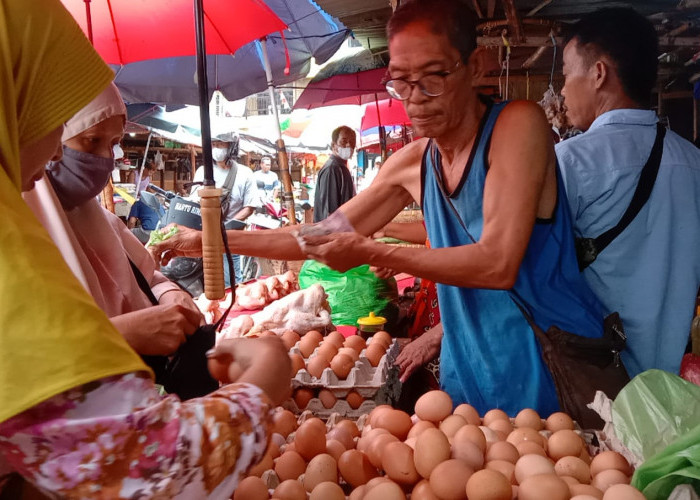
[24,83,202,357]
[0,0,291,498]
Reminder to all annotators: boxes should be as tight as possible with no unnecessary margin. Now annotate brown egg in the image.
[303,453,338,492]
[325,439,346,462]
[479,426,503,445]
[591,469,629,492]
[275,450,307,481]
[411,479,440,500]
[338,449,379,488]
[330,353,355,379]
[589,451,633,477]
[571,495,603,500]
[382,441,420,486]
[293,388,314,410]
[429,459,473,500]
[369,405,394,426]
[281,329,301,350]
[309,481,344,500]
[488,417,514,438]
[602,484,645,500]
[325,330,346,348]
[367,433,399,469]
[317,341,339,363]
[317,389,336,409]
[346,390,364,409]
[344,335,367,354]
[338,346,360,363]
[453,424,487,453]
[273,409,298,438]
[580,446,593,465]
[548,429,584,461]
[485,460,517,485]
[518,473,570,500]
[334,419,360,439]
[483,408,510,426]
[371,330,392,349]
[453,403,481,425]
[268,441,281,459]
[294,420,327,461]
[233,476,269,500]
[363,480,407,500]
[414,428,451,478]
[273,479,306,500]
[304,417,327,433]
[506,427,547,449]
[304,330,324,344]
[514,408,544,430]
[450,436,484,470]
[486,441,520,464]
[514,454,555,484]
[299,334,320,358]
[555,456,591,484]
[248,452,273,477]
[289,353,305,377]
[348,485,367,500]
[466,469,512,500]
[365,342,387,367]
[440,414,468,438]
[516,440,547,457]
[374,409,413,440]
[560,475,580,486]
[260,329,277,337]
[545,411,575,432]
[306,355,330,379]
[357,428,389,454]
[569,483,604,499]
[407,420,436,439]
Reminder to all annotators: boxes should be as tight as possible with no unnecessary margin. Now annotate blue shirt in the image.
[557,109,700,377]
[128,200,163,230]
[422,101,604,416]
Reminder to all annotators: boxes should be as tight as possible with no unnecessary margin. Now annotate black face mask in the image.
[46,146,114,210]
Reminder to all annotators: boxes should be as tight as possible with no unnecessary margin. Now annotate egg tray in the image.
[282,396,378,419]
[289,339,400,397]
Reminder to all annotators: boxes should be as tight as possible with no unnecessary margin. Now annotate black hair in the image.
[387,0,477,63]
[564,7,658,106]
[331,126,356,147]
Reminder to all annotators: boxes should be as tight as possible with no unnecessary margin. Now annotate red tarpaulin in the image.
[293,68,390,110]
[361,98,411,131]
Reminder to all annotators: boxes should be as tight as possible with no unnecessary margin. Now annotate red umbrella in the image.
[293,67,389,109]
[361,98,410,131]
[60,0,287,65]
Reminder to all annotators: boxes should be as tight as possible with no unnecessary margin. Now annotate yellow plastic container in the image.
[357,311,387,340]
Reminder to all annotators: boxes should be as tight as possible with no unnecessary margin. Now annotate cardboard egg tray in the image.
[289,338,400,398]
[282,395,379,420]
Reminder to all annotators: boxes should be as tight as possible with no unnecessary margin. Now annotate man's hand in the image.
[207,336,292,405]
[302,232,375,272]
[148,224,203,265]
[158,289,205,326]
[395,324,443,383]
[112,303,202,356]
[370,266,396,280]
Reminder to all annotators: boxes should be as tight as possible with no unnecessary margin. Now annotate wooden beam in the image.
[501,0,524,43]
[487,0,496,18]
[472,0,484,18]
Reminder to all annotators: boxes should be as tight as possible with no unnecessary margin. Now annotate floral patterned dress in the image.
[0,373,272,499]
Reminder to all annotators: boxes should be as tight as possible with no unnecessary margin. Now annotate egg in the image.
[479,425,502,445]
[518,473,570,500]
[289,353,305,376]
[294,420,326,461]
[569,484,604,499]
[429,459,473,500]
[485,460,517,485]
[281,329,301,350]
[272,409,297,438]
[382,441,420,486]
[365,342,387,367]
[545,411,575,432]
[306,355,330,379]
[414,428,451,478]
[488,417,514,438]
[369,405,394,426]
[325,330,346,347]
[514,454,555,484]
[453,424,487,452]
[299,334,320,357]
[366,433,399,468]
[325,439,346,462]
[344,334,367,354]
[275,450,307,481]
[591,468,629,492]
[571,495,603,500]
[357,428,389,454]
[349,485,367,500]
[338,346,360,362]
[232,476,268,500]
[315,389,335,409]
[560,475,580,486]
[338,449,379,487]
[330,353,355,379]
[450,436,484,470]
[371,330,392,348]
[514,408,544,430]
[483,408,510,426]
[273,479,306,500]
[440,414,468,437]
[485,441,520,464]
[411,479,440,500]
[602,483,645,499]
[334,419,360,439]
[326,426,354,450]
[293,388,314,410]
[548,429,584,460]
[303,453,338,492]
[268,441,281,459]
[247,452,273,477]
[374,409,413,440]
[304,329,324,343]
[363,480,407,500]
[346,390,364,409]
[555,456,591,484]
[466,469,512,500]
[453,403,481,425]
[317,341,339,363]
[516,441,547,457]
[309,481,344,500]
[589,450,633,477]
[506,427,547,449]
[407,420,436,439]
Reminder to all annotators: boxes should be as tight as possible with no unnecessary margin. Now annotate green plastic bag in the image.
[298,260,398,327]
[612,369,700,498]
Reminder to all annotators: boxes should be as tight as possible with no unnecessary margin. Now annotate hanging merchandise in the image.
[154,151,165,170]
[499,30,511,100]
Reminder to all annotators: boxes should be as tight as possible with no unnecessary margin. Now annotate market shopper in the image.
[0,1,291,497]
[313,125,357,222]
[151,0,605,416]
[557,7,700,377]
[254,155,280,201]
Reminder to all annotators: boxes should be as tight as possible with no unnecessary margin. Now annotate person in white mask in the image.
[313,125,357,222]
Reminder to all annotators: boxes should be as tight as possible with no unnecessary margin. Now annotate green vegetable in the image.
[146,225,179,248]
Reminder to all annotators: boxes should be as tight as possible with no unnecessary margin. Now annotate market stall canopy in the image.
[281,106,363,150]
[98,0,350,105]
[361,98,410,131]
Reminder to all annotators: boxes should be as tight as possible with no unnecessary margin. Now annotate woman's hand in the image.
[394,324,443,383]
[158,289,205,326]
[148,224,204,265]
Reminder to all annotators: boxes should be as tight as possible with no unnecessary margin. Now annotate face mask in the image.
[113,143,124,160]
[212,147,228,162]
[337,147,353,160]
[46,146,115,210]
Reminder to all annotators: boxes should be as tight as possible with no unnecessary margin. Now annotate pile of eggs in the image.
[232,390,644,499]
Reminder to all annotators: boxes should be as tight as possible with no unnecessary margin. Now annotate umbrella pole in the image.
[374,93,387,162]
[194,0,225,299]
[260,37,297,225]
[135,131,153,200]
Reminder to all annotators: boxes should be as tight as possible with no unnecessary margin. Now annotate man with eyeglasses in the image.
[149,0,605,416]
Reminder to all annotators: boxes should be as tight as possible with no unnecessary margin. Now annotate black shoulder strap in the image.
[576,123,666,270]
[221,162,238,195]
[129,258,159,306]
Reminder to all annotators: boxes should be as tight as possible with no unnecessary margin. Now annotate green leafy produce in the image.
[146,225,179,248]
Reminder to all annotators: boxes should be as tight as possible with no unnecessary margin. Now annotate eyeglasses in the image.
[384,61,461,100]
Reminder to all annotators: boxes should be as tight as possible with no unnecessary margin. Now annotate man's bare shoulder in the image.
[381,138,429,174]
[493,100,550,138]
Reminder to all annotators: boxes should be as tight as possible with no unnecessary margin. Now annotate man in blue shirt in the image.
[128,199,164,244]
[557,7,700,377]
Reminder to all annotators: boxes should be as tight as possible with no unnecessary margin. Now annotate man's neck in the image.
[594,91,644,122]
[434,97,486,166]
[216,161,230,170]
[331,153,347,165]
